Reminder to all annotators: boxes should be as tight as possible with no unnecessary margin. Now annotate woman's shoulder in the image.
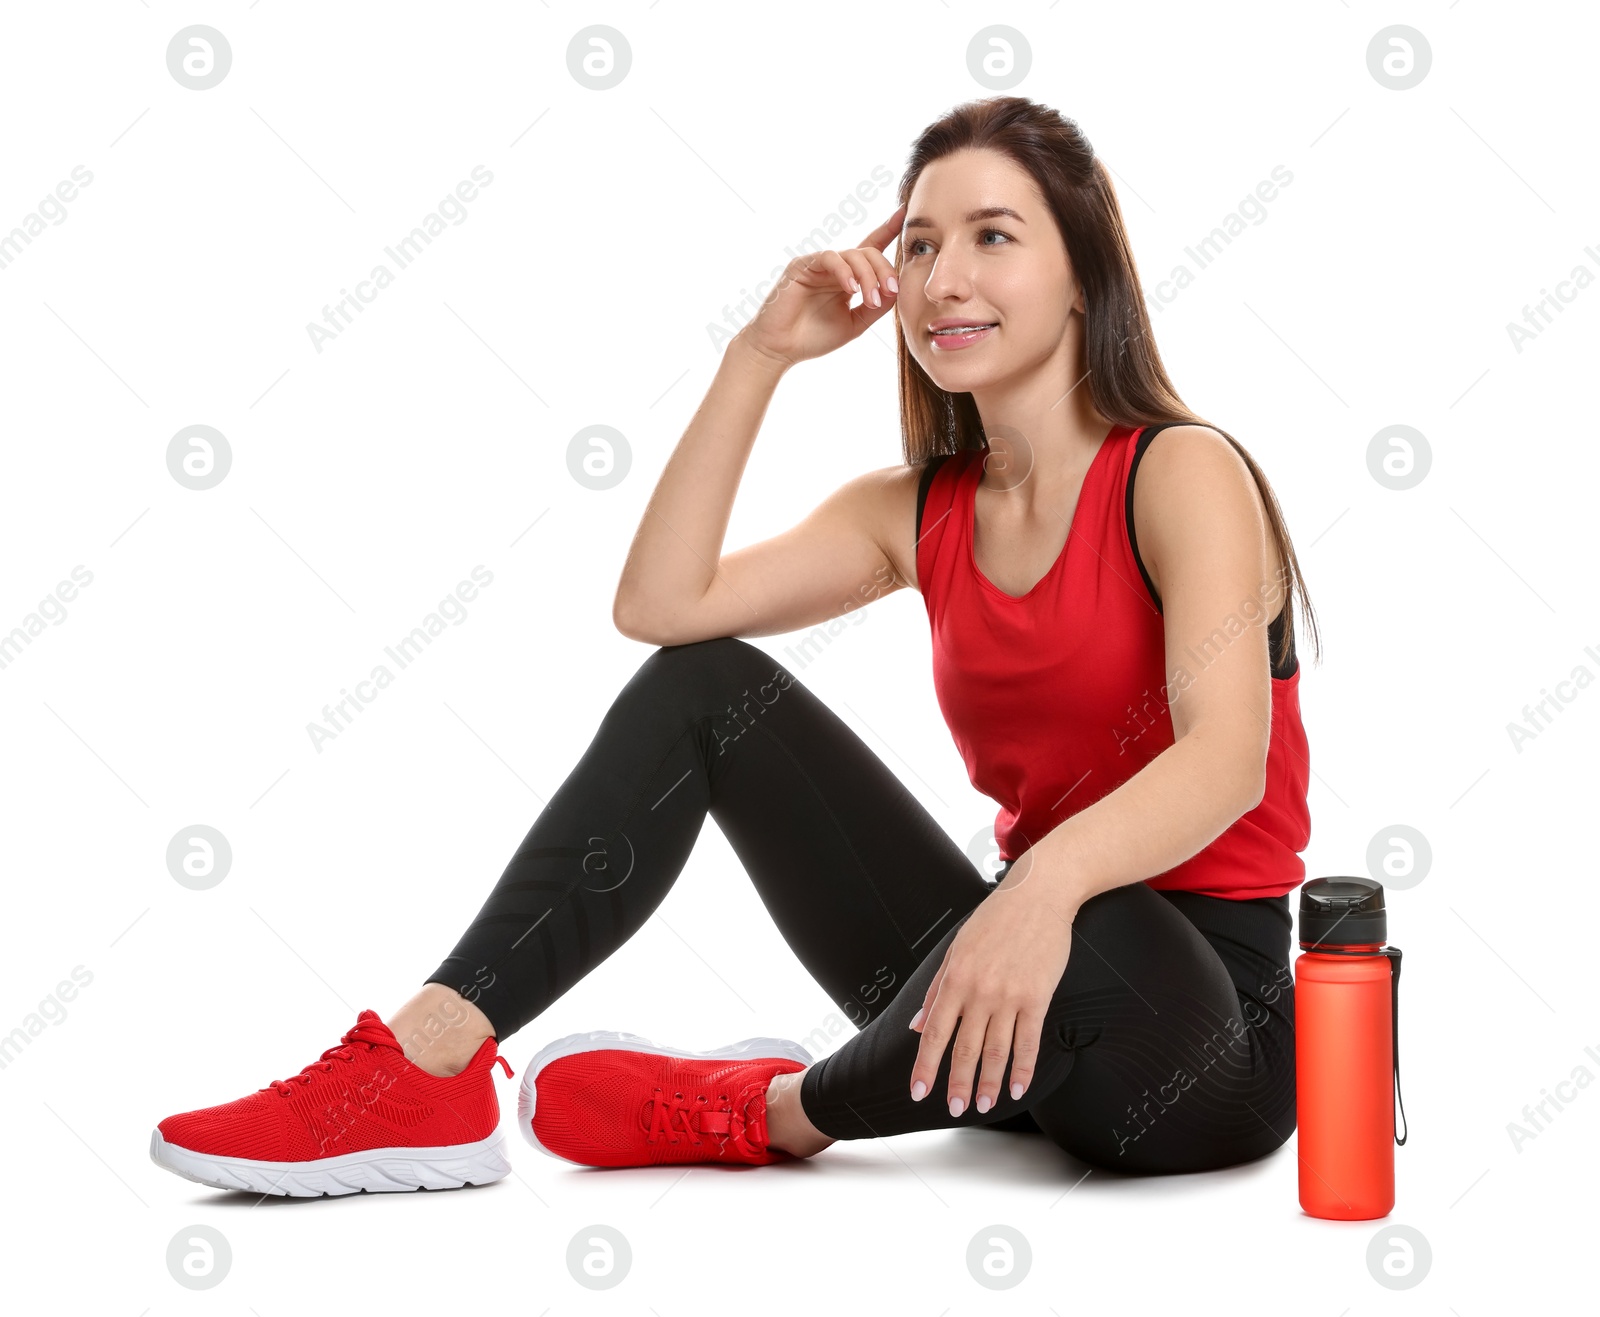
[1131,421,1235,461]
[1129,423,1255,507]
[1131,423,1259,511]
[1128,422,1281,605]
[872,449,981,592]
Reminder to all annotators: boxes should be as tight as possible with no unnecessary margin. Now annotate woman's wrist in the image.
[1001,847,1093,918]
[727,329,793,380]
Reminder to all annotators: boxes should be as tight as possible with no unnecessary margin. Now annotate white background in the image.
[1,1,1594,1312]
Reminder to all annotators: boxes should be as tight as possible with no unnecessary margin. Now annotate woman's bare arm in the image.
[612,334,914,646]
[613,206,910,646]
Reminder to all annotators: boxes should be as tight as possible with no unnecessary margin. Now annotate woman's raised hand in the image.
[736,201,907,370]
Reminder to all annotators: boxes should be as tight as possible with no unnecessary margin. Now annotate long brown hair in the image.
[892,95,1320,673]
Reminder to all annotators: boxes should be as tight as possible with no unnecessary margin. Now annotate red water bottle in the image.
[1294,876,1407,1220]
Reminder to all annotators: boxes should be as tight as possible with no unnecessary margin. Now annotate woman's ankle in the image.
[764,1068,835,1158]
[389,983,496,1078]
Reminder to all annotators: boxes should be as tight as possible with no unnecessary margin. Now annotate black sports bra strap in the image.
[915,452,958,543]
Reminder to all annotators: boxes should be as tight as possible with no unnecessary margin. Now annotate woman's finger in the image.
[860,245,899,284]
[855,246,901,305]
[839,248,891,311]
[1006,1005,1046,1102]
[861,200,908,254]
[943,1006,991,1117]
[806,248,861,299]
[972,1009,1018,1114]
[908,980,960,1101]
[909,949,949,1033]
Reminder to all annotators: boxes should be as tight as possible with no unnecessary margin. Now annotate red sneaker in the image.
[518,1030,813,1168]
[149,1009,514,1197]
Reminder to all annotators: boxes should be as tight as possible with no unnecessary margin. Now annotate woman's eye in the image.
[905,228,1010,258]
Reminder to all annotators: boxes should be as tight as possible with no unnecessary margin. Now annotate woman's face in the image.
[896,147,1083,396]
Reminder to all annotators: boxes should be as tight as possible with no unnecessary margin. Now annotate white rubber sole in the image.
[148,1127,511,1197]
[517,1030,814,1163]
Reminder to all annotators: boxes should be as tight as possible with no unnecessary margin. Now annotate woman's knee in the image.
[595,638,796,758]
[629,636,784,702]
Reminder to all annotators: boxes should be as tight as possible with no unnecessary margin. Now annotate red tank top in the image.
[915,422,1310,900]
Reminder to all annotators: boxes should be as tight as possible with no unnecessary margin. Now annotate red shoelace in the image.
[262,1016,402,1098]
[641,1077,772,1157]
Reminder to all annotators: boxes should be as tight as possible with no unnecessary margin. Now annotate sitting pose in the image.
[151,94,1318,1196]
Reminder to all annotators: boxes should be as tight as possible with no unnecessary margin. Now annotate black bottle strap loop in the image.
[1384,946,1406,1146]
[1302,944,1407,1146]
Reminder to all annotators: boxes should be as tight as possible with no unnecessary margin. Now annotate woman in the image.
[150,96,1319,1196]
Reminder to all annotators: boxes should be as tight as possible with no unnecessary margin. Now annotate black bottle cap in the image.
[1299,876,1388,948]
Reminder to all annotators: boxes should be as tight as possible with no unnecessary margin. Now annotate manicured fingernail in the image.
[976,1094,992,1113]
[911,1080,927,1100]
[908,1008,925,1029]
[887,275,899,293]
[949,1096,965,1117]
[1011,1081,1024,1100]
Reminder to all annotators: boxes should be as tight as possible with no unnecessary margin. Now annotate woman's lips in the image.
[930,324,996,351]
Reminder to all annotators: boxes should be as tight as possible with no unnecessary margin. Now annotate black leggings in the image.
[424,638,1297,1174]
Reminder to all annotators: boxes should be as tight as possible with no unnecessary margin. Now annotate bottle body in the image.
[1295,945,1395,1219]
